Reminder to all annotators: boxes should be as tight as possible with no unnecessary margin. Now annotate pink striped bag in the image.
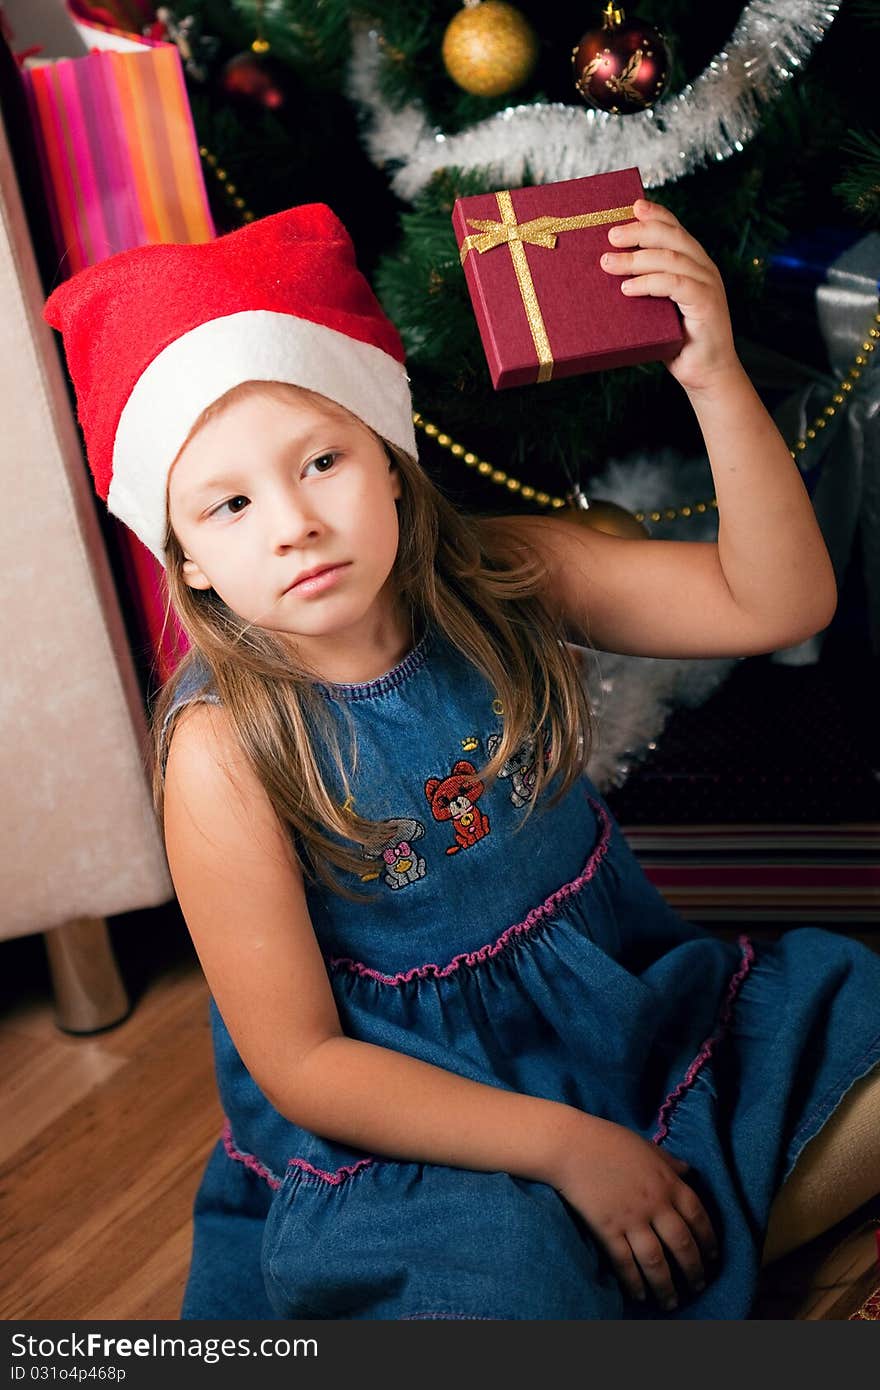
[23,10,214,684]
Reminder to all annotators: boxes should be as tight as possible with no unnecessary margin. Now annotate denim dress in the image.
[159,619,880,1320]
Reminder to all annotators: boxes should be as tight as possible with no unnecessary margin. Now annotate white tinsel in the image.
[568,450,739,793]
[346,1,840,202]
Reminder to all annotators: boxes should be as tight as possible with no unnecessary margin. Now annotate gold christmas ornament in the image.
[442,1,539,99]
[567,494,649,539]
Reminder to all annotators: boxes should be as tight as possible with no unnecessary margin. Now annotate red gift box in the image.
[452,167,684,389]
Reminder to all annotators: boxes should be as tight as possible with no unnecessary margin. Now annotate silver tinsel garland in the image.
[346,1,840,202]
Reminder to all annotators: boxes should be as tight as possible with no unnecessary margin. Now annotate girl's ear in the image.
[181,555,213,590]
[388,457,403,501]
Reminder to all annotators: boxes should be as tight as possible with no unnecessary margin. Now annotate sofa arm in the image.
[0,105,173,945]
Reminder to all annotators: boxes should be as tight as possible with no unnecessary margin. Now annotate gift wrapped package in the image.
[452,167,683,389]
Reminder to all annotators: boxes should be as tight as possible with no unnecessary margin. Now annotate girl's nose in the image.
[269,488,324,550]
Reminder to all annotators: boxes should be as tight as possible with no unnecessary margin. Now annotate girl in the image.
[44,200,880,1321]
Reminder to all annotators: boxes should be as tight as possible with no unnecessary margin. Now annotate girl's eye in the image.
[211,495,249,518]
[304,452,339,477]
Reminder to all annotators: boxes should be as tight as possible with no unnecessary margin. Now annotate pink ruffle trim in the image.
[651,933,755,1144]
[221,1118,376,1190]
[286,1155,375,1185]
[221,1117,282,1191]
[329,792,613,986]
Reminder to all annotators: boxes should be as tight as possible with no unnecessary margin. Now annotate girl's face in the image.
[167,387,404,655]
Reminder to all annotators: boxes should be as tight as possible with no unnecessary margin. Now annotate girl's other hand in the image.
[551,1112,719,1310]
[600,198,740,396]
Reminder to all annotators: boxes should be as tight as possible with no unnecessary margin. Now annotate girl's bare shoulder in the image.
[163,700,294,878]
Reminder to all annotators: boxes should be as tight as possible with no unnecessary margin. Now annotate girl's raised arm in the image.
[497,199,838,662]
[499,512,835,660]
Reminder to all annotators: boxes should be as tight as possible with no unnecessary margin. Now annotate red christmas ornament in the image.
[572,4,670,115]
[220,47,288,111]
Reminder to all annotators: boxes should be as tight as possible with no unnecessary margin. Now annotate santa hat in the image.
[42,204,418,566]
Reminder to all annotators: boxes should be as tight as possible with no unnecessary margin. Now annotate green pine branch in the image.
[834,128,880,223]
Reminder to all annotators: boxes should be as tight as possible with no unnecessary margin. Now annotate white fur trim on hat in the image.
[109,310,417,564]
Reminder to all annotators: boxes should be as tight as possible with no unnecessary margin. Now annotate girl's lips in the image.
[287,563,350,596]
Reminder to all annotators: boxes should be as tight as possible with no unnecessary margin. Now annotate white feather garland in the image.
[346,1,840,202]
[571,450,739,793]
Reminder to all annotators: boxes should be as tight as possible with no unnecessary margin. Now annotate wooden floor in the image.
[0,904,220,1320]
[1,902,878,1321]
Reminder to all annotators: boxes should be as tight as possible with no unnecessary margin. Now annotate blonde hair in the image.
[151,380,597,902]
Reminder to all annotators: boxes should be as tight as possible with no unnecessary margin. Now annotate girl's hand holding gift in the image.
[601,198,739,396]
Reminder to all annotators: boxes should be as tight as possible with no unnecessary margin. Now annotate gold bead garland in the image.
[198,145,255,222]
[416,304,879,522]
[413,408,716,523]
[788,308,880,459]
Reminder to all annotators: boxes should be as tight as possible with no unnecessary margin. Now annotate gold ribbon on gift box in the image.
[459,189,635,382]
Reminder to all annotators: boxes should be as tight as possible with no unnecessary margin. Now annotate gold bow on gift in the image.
[459,189,635,382]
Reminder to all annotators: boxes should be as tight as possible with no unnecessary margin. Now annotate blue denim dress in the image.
[160,620,880,1320]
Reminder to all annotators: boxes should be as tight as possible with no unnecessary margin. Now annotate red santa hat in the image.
[42,203,418,566]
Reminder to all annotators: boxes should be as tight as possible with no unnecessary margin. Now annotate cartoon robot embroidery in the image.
[486,731,541,807]
[424,760,490,855]
[361,817,427,889]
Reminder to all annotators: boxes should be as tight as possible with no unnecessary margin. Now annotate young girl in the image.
[44,200,880,1322]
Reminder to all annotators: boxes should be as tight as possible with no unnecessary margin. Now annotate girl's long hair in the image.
[151,381,597,902]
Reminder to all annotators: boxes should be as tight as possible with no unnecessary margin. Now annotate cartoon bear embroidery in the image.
[424,760,490,855]
[361,817,427,889]
[486,732,540,807]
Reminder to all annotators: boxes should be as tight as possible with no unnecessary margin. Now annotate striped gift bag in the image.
[23,19,214,686]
